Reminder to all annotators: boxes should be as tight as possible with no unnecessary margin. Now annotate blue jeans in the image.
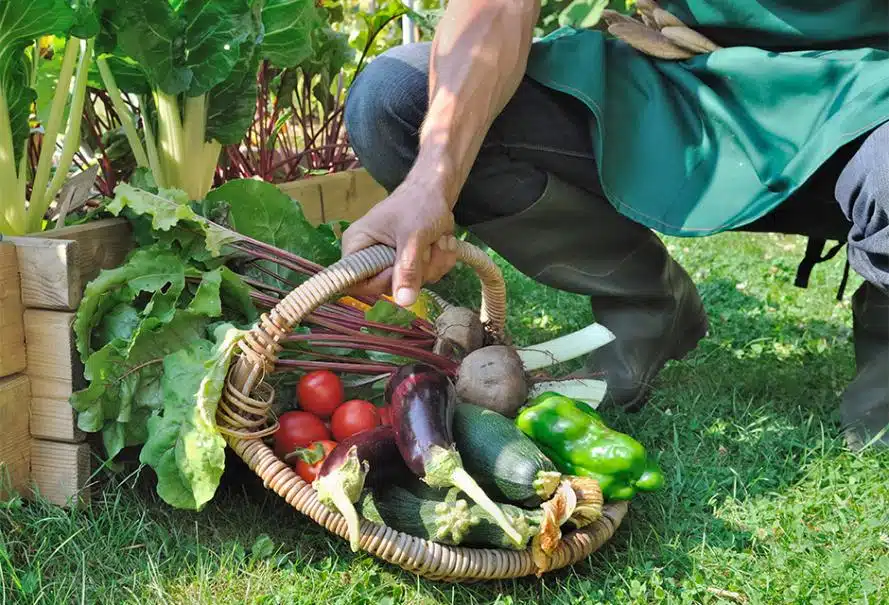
[344,42,889,292]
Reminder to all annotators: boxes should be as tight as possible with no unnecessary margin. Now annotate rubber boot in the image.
[467,173,709,411]
[841,281,889,450]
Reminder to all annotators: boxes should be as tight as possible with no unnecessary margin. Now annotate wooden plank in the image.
[24,310,81,401]
[8,218,133,311]
[319,169,387,223]
[30,398,83,443]
[0,242,26,378]
[11,237,79,310]
[29,439,91,508]
[36,218,133,286]
[277,179,325,225]
[0,374,31,501]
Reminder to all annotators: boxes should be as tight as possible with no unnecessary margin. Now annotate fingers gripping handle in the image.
[227,240,507,395]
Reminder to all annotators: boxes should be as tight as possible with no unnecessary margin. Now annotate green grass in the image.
[3,232,889,605]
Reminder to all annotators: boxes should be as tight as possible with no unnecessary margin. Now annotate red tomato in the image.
[377,406,392,426]
[330,399,381,441]
[273,411,331,459]
[293,440,337,483]
[297,370,344,419]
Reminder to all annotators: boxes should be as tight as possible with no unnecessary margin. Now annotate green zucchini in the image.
[452,402,562,506]
[357,482,478,545]
[359,479,544,550]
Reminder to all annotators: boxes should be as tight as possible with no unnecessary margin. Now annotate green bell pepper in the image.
[514,392,665,501]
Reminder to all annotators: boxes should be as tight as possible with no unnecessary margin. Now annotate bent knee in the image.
[344,43,431,157]
[836,121,889,222]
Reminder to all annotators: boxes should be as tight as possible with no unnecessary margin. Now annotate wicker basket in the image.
[215,241,629,582]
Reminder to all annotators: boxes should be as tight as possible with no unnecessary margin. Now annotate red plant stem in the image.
[275,359,396,375]
[234,243,318,276]
[244,261,300,289]
[284,333,457,373]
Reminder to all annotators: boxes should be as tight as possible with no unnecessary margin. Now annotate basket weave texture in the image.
[216,241,629,581]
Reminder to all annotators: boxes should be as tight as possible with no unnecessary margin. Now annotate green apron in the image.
[523,1,889,237]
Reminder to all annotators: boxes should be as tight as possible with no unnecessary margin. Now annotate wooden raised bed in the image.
[0,168,387,508]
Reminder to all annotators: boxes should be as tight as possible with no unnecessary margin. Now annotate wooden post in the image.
[1,219,134,507]
[0,374,31,501]
[277,168,387,226]
[0,242,26,378]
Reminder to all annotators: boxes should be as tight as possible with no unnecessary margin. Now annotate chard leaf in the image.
[99,0,260,97]
[205,16,262,145]
[73,247,197,359]
[203,178,340,287]
[70,0,101,39]
[139,324,247,510]
[365,299,417,329]
[102,0,188,94]
[71,310,211,460]
[0,0,75,166]
[180,0,255,95]
[261,0,318,68]
[93,303,141,350]
[106,183,241,256]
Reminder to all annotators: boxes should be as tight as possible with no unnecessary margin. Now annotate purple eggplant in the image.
[313,424,408,551]
[385,364,523,546]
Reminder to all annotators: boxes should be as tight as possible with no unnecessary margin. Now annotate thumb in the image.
[391,231,428,307]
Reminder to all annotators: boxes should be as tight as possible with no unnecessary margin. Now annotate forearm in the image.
[407,0,540,207]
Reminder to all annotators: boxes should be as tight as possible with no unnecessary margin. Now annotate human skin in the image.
[340,0,541,306]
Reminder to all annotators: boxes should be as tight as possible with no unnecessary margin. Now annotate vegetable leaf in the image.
[0,0,75,167]
[73,247,198,359]
[180,0,255,95]
[203,178,341,284]
[71,310,211,460]
[106,183,240,256]
[261,0,318,68]
[139,324,246,510]
[205,17,262,145]
[365,299,417,329]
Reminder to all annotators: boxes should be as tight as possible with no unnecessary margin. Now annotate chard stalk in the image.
[0,91,20,231]
[95,56,151,170]
[154,91,185,194]
[183,95,222,201]
[43,39,95,212]
[141,101,164,187]
[28,39,79,229]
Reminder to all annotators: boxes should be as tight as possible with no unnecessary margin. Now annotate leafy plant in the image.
[91,0,319,202]
[0,1,99,235]
[218,0,412,182]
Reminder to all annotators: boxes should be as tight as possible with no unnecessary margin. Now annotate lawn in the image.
[2,231,888,605]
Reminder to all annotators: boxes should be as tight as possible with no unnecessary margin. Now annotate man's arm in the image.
[342,0,541,306]
[407,0,542,204]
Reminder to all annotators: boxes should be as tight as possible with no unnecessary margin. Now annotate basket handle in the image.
[227,240,507,395]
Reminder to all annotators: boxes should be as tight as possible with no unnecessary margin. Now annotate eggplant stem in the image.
[326,483,363,552]
[313,447,368,552]
[449,466,525,547]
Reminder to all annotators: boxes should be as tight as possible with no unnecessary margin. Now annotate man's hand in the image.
[341,179,458,307]
[340,0,539,307]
